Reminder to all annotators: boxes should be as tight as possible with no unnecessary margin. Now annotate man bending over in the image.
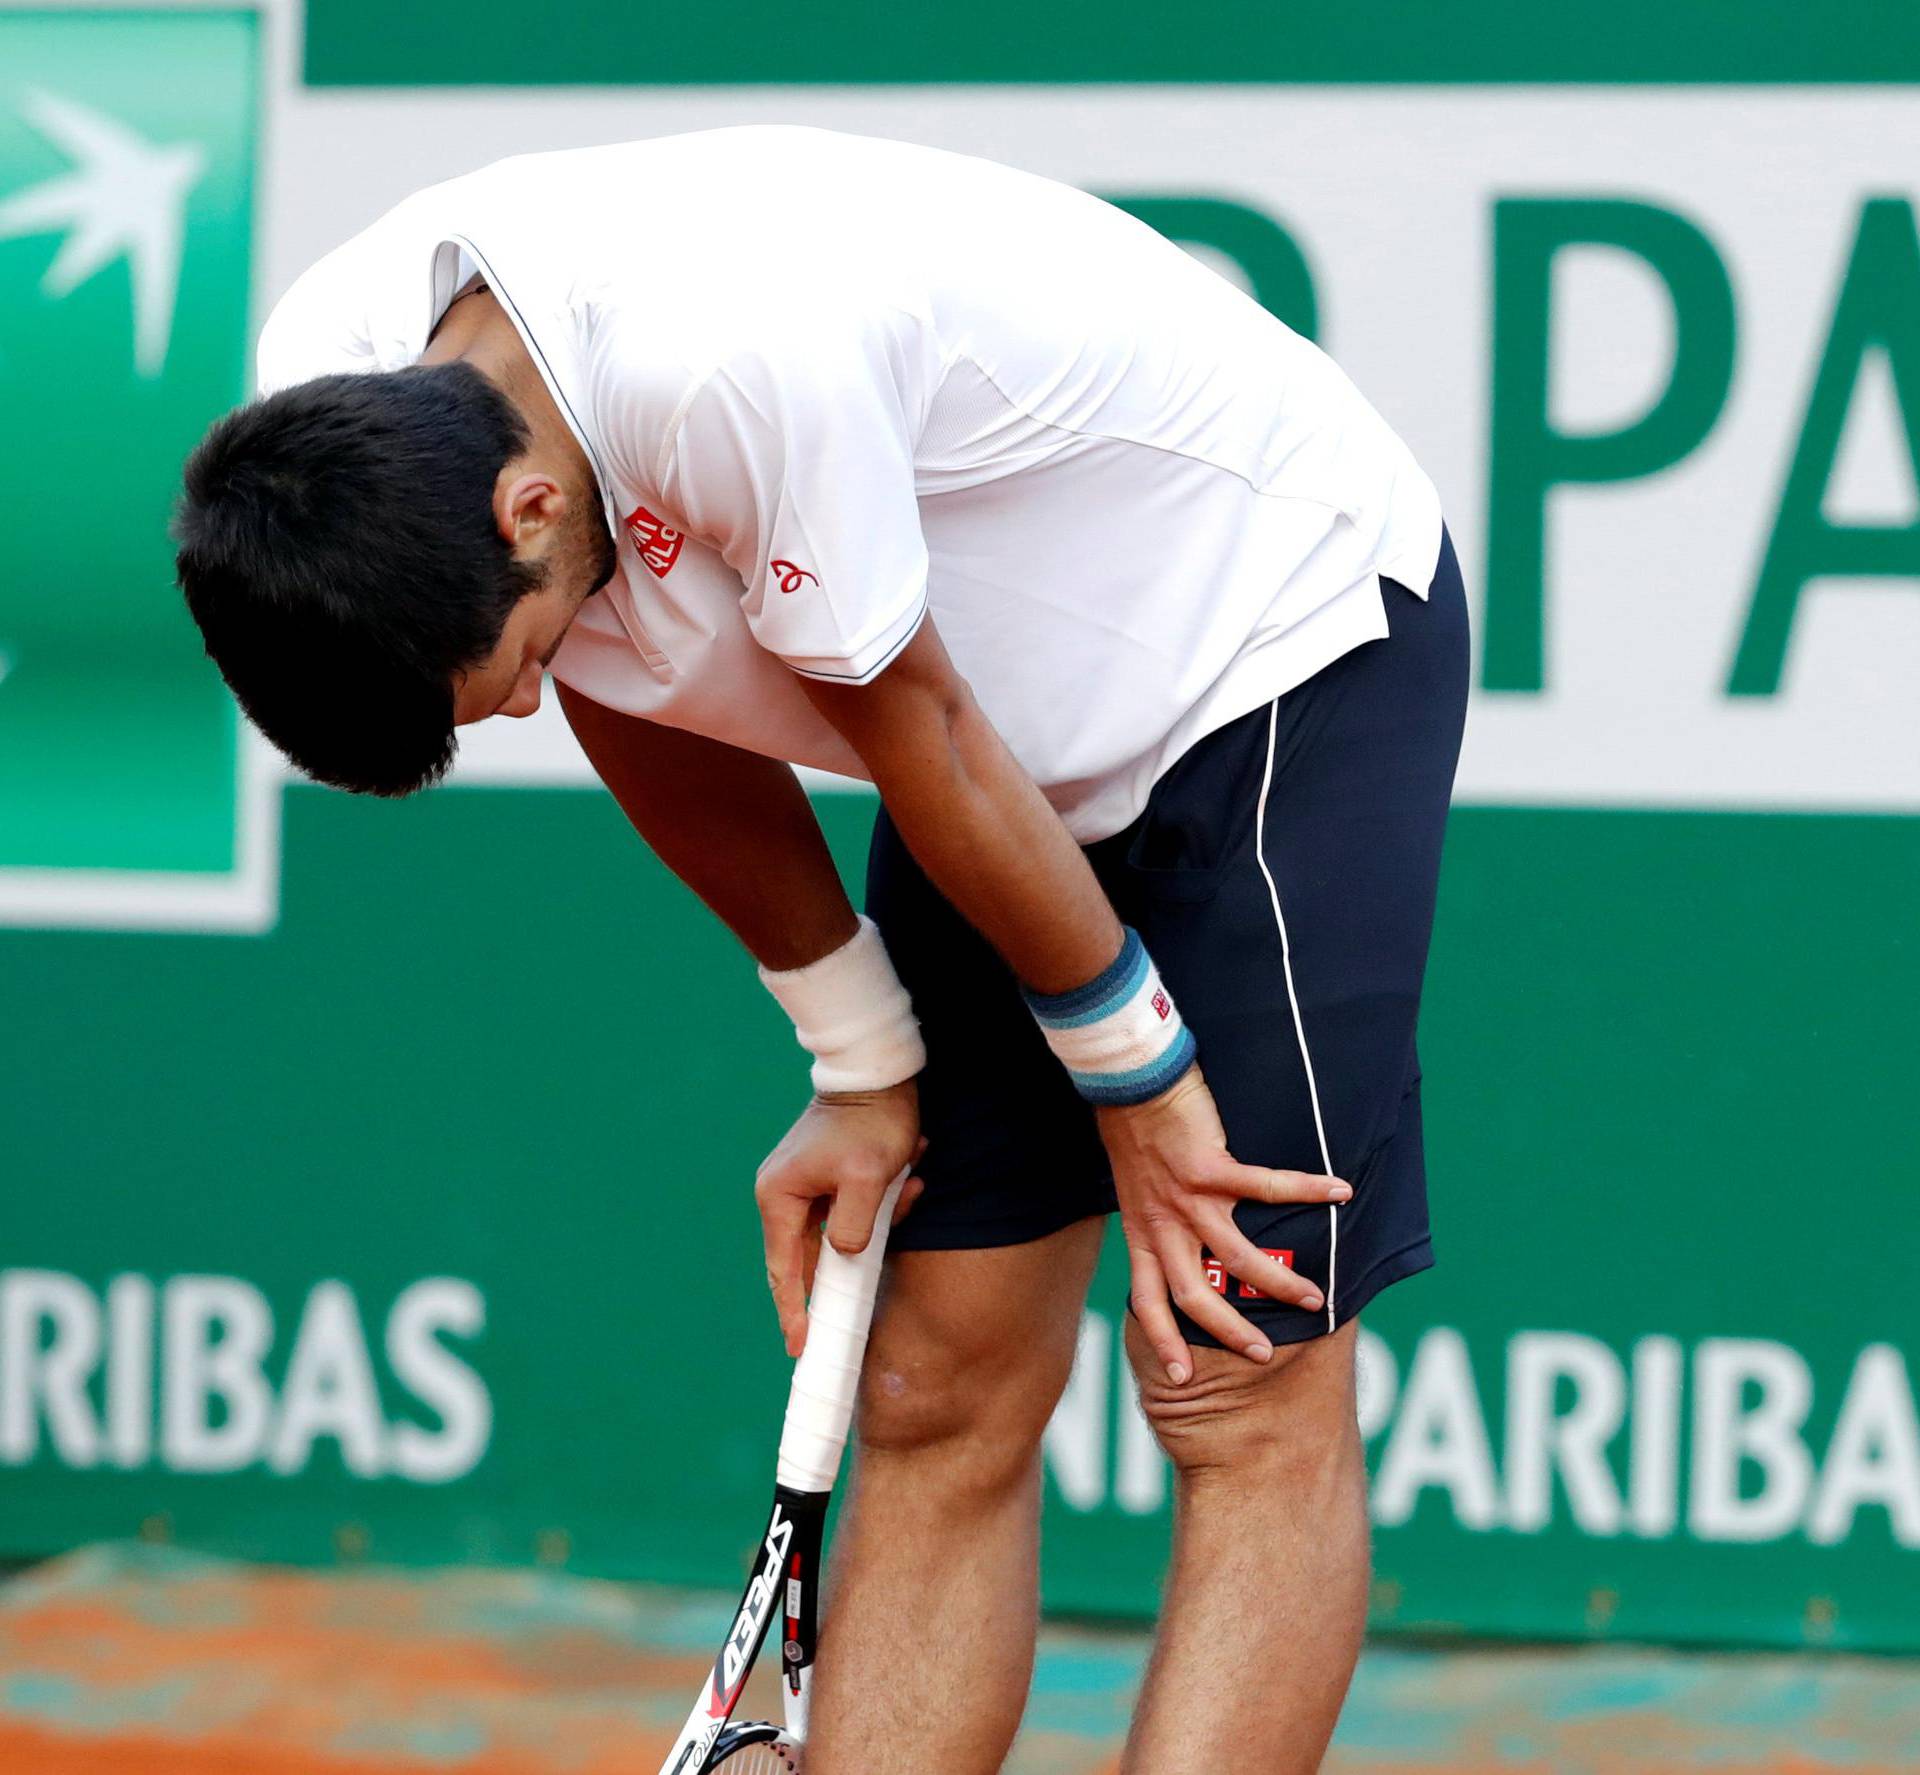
[174,125,1468,1774]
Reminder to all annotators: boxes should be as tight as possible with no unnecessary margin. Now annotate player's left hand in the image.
[1098,1066,1349,1383]
[756,1078,925,1357]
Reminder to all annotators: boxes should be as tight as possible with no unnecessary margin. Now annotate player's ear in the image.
[494,469,565,551]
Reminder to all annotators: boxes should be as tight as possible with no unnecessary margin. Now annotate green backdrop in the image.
[0,9,256,893]
[306,0,1920,86]
[3,789,1916,1651]
[1,0,1916,1657]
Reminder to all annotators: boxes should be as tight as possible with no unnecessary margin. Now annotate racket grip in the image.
[776,1174,904,1493]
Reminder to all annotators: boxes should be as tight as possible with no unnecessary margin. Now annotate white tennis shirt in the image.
[257,125,1443,841]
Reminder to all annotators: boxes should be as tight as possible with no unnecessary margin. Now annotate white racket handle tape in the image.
[776,1174,904,1493]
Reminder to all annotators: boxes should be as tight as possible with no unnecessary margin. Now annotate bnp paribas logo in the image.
[0,10,276,933]
[0,90,204,378]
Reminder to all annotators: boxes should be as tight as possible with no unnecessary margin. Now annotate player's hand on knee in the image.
[755,1081,925,1357]
[1097,1067,1348,1382]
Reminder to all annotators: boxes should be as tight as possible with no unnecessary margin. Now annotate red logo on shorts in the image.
[1204,1249,1295,1298]
[771,558,819,593]
[625,504,685,577]
[1150,989,1171,1020]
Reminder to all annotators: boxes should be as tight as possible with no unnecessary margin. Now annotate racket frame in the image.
[658,1176,904,1773]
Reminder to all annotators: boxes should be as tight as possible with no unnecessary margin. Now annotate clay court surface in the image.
[1,1545,1915,1774]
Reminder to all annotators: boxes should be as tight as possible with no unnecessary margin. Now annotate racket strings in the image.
[708,1735,802,1772]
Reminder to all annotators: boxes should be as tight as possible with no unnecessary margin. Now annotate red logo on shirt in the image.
[771,558,819,594]
[1150,989,1171,1020]
[1203,1249,1296,1299]
[624,504,685,577]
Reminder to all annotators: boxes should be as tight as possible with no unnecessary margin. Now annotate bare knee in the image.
[859,1305,1073,1465]
[856,1235,1096,1486]
[1125,1316,1362,1488]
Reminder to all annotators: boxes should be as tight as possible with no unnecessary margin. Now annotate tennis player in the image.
[175,126,1467,1775]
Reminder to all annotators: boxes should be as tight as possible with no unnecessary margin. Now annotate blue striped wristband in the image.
[1023,928,1198,1107]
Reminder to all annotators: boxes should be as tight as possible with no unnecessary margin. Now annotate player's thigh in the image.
[866,807,1117,1255]
[860,1215,1105,1454]
[1096,550,1469,1352]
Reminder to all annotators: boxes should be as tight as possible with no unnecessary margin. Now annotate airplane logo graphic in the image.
[0,89,205,377]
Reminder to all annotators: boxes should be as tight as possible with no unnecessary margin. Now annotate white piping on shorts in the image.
[1254,699,1338,1334]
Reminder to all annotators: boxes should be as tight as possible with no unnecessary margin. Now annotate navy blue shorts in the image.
[869,531,1469,1347]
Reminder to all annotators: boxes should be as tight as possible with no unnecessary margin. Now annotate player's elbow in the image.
[873,618,976,731]
[887,665,993,798]
[916,663,981,746]
[809,621,984,780]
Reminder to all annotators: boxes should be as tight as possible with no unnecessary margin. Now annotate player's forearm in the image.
[557,682,857,971]
[670,781,860,973]
[861,685,1124,996]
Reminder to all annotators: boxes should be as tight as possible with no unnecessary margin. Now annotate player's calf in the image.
[809,1222,1103,1774]
[1122,1317,1370,1775]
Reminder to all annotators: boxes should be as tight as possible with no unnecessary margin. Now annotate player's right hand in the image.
[755,1079,926,1357]
[1098,1065,1349,1383]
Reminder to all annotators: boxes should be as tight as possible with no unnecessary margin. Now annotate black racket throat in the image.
[768,1485,828,1697]
[711,1485,830,1720]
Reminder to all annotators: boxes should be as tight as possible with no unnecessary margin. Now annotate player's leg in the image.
[1103,532,1471,1769]
[805,1217,1105,1775]
[1120,1317,1367,1774]
[805,802,1127,1772]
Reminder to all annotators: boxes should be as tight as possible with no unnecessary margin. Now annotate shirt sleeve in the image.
[256,313,362,397]
[660,317,930,684]
[255,256,381,396]
[255,215,456,396]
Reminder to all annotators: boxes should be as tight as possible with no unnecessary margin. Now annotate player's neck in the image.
[425,290,596,501]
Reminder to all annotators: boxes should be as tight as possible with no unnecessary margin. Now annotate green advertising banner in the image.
[0,7,270,930]
[1,1,1916,1658]
[3,791,1915,1652]
[303,0,1920,86]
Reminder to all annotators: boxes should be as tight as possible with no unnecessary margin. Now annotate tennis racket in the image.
[659,1174,905,1774]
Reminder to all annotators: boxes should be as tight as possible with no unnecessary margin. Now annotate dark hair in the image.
[174,361,541,796]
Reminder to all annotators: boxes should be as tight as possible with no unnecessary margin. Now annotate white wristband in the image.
[758,915,926,1096]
